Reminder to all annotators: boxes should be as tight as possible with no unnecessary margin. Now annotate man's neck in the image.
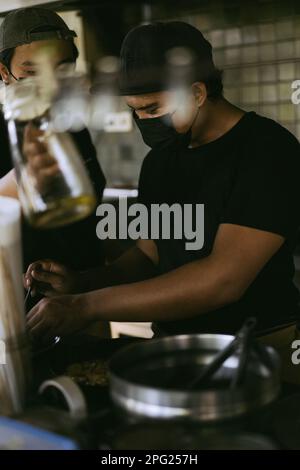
[189,98,246,148]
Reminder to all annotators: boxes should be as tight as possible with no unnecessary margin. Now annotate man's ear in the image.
[0,62,10,83]
[191,82,207,107]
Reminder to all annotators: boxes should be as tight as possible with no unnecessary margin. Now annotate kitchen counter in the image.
[1,334,300,450]
[32,335,142,412]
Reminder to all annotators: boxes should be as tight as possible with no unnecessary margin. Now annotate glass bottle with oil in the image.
[3,78,96,229]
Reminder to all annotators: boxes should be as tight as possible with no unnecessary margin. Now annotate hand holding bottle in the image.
[23,123,60,195]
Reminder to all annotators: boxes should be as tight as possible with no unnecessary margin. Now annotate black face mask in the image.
[133,111,194,150]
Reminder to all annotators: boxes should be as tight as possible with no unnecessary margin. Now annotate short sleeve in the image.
[221,125,300,239]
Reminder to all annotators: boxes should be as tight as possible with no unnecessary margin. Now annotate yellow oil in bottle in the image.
[26,194,96,229]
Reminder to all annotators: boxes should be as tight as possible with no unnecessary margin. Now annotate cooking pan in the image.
[109,333,280,422]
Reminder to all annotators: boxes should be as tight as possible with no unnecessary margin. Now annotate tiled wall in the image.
[189,14,300,139]
[3,3,298,187]
[96,0,300,187]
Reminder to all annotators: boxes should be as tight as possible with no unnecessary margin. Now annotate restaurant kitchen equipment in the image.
[109,320,281,423]
[0,332,297,449]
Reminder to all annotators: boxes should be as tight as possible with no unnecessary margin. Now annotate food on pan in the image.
[66,359,109,386]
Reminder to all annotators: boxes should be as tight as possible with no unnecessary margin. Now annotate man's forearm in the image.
[78,245,158,292]
[82,255,238,323]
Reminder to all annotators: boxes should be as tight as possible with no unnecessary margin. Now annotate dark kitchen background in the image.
[1,0,300,337]
[1,0,298,186]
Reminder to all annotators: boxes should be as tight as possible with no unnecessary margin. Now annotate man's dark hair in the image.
[203,68,223,100]
[0,47,14,70]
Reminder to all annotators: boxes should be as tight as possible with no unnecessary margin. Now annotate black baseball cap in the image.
[0,7,77,53]
[119,21,216,95]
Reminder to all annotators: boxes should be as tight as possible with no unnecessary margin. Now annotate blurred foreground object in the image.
[3,77,96,229]
[0,196,31,415]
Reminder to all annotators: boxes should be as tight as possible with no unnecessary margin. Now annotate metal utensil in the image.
[186,318,257,390]
[24,288,61,355]
[230,318,257,388]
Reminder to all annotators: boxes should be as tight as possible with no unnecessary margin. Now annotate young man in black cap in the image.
[26,22,300,342]
[0,7,106,273]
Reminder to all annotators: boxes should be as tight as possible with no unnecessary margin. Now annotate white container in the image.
[0,196,31,415]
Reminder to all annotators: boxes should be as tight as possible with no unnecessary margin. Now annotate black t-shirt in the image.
[138,111,300,335]
[0,112,106,271]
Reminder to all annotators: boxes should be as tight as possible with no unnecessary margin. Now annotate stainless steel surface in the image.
[109,334,281,422]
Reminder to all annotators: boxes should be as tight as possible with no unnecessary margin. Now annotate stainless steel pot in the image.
[109,334,280,422]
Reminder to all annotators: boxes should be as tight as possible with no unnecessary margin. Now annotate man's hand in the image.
[24,259,81,297]
[23,124,60,195]
[26,295,91,342]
